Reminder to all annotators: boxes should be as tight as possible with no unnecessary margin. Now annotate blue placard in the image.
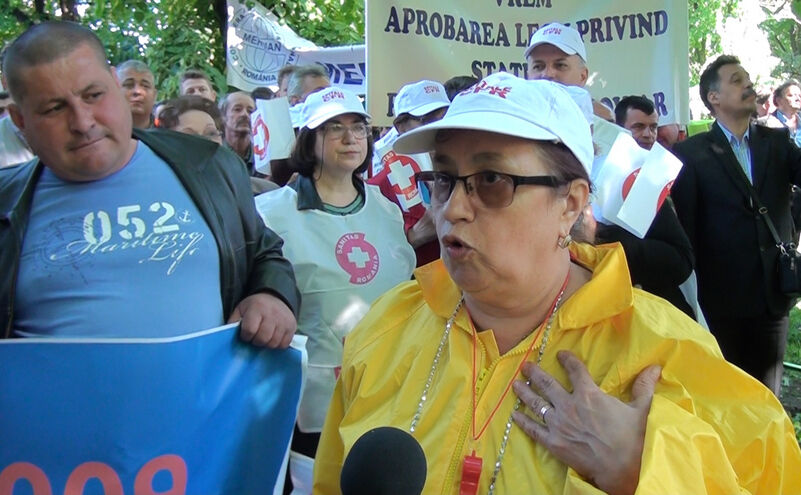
[0,324,306,495]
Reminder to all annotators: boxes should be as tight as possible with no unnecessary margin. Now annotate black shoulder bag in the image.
[729,159,801,297]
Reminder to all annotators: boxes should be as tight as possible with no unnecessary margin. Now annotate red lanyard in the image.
[469,272,570,441]
[460,270,571,495]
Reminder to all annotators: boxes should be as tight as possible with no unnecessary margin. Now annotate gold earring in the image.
[557,234,572,249]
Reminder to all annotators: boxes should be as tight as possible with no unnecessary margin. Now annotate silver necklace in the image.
[410,291,564,495]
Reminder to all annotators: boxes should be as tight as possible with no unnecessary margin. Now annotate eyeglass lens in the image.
[325,123,369,139]
[429,172,515,208]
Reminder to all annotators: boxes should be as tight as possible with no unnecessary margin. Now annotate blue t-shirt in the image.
[14,141,224,337]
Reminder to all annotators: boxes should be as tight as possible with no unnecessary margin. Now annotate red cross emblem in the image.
[252,115,270,160]
[335,233,380,284]
[383,151,422,210]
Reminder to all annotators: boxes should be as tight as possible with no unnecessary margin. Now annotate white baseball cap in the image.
[289,103,304,129]
[393,80,450,119]
[524,22,587,62]
[299,86,371,129]
[393,72,594,175]
[562,85,594,125]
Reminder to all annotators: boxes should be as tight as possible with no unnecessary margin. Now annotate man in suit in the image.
[672,55,801,395]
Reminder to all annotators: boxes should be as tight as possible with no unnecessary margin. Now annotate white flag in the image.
[252,97,296,175]
[593,132,647,226]
[615,143,683,238]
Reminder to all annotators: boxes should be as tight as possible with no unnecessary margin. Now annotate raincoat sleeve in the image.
[627,332,799,494]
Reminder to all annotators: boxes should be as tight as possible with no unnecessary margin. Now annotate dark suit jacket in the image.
[671,121,801,319]
[595,198,695,317]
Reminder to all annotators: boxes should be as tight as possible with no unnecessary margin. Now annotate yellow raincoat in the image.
[314,243,801,494]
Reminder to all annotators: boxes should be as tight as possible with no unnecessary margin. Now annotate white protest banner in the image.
[252,96,295,175]
[297,45,366,94]
[615,142,683,237]
[367,1,688,126]
[227,0,365,93]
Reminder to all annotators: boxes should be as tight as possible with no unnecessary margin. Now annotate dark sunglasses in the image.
[415,170,564,209]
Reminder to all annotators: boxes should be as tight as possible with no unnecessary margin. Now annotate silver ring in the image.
[538,405,550,423]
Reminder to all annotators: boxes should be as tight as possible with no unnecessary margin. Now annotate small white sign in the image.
[252,97,296,175]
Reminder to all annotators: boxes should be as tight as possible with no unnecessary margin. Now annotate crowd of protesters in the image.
[1,19,801,495]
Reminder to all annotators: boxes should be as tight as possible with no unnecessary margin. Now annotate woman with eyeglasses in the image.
[156,95,277,195]
[254,87,416,492]
[155,95,224,143]
[313,74,801,494]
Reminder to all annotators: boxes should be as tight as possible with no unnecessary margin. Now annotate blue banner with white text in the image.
[0,325,306,495]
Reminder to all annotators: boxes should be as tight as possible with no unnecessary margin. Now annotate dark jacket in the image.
[595,198,695,317]
[671,121,801,319]
[0,128,301,337]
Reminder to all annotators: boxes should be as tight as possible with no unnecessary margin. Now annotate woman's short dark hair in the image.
[290,117,374,178]
[534,140,594,244]
[533,140,591,188]
[156,95,224,132]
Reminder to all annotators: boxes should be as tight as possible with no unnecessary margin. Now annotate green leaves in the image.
[0,0,365,98]
[688,0,740,86]
[759,3,801,81]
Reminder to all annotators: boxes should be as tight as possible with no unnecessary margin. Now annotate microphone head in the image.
[340,426,427,495]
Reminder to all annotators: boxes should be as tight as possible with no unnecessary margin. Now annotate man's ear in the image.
[8,104,24,132]
[707,90,719,107]
[111,66,122,87]
[579,66,589,86]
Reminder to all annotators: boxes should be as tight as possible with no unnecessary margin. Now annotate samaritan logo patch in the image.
[383,151,423,211]
[335,233,380,284]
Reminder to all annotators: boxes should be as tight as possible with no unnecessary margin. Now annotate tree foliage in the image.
[11,1,799,99]
[759,0,801,81]
[0,0,365,99]
[688,0,740,86]
[261,0,364,47]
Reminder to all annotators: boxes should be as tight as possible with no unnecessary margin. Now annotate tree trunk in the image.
[60,0,79,21]
[213,0,227,55]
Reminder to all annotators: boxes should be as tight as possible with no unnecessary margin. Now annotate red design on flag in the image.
[252,115,270,160]
[657,180,674,210]
[621,168,641,200]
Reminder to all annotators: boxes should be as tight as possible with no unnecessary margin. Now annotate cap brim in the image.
[393,110,559,155]
[524,40,579,60]
[405,101,450,118]
[307,108,371,129]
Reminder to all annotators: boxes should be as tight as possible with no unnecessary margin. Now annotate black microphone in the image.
[340,426,427,495]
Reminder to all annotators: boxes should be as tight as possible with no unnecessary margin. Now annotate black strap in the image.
[724,152,785,247]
